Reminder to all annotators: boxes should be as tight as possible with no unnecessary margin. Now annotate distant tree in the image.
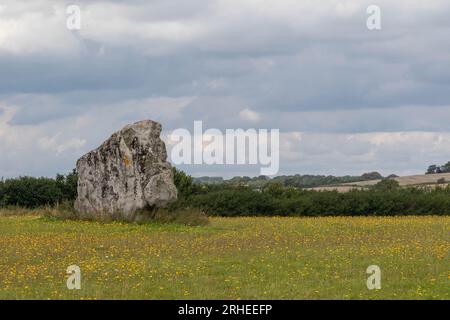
[361,172,383,180]
[55,169,78,202]
[426,165,438,175]
[262,182,284,197]
[426,161,450,174]
[441,161,450,173]
[172,167,195,198]
[373,179,400,191]
[387,174,399,179]
[1,176,63,208]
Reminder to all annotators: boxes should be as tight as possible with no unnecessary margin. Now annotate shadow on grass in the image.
[40,202,210,227]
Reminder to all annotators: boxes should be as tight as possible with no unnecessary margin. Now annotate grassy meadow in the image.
[0,210,448,300]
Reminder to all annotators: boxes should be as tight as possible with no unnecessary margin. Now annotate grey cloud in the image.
[1,0,450,177]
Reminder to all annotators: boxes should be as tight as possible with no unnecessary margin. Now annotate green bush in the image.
[176,184,450,217]
[373,179,400,191]
[0,170,78,208]
[172,167,198,199]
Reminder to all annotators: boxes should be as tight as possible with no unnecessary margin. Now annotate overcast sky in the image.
[1,0,450,178]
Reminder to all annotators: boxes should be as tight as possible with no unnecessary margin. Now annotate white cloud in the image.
[239,108,261,123]
[80,4,208,55]
[0,1,80,55]
[2,0,448,56]
[0,105,38,151]
[38,133,86,156]
[0,96,196,176]
[278,131,450,176]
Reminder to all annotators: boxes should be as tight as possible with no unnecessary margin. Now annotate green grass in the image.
[0,211,448,300]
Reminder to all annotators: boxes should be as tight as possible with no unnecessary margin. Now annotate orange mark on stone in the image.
[123,155,130,167]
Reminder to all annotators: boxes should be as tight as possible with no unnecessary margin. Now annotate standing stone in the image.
[74,120,178,221]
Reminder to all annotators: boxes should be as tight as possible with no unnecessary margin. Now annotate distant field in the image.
[0,211,448,299]
[311,172,450,192]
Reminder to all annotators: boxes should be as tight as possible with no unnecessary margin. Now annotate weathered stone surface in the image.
[75,120,177,221]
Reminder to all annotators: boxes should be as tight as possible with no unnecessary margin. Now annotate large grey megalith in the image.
[74,120,178,221]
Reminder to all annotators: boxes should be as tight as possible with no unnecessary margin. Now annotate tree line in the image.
[426,161,450,174]
[0,170,77,208]
[194,171,385,188]
[173,169,450,216]
[1,168,450,216]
